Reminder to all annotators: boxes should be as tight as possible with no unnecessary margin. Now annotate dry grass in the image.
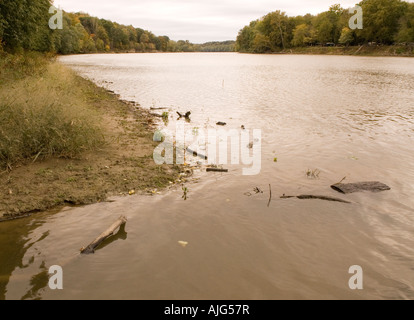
[0,53,104,169]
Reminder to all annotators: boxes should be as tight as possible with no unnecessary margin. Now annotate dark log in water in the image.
[281,195,351,204]
[81,216,127,254]
[186,148,208,160]
[331,182,391,194]
[177,111,191,119]
[206,168,229,173]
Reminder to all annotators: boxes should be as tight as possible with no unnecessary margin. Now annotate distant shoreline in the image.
[58,45,414,57]
[239,45,414,57]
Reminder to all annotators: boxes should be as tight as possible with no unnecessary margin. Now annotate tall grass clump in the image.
[0,51,52,84]
[0,53,104,169]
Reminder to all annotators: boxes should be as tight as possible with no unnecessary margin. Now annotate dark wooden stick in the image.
[267,184,272,207]
[186,148,208,160]
[206,168,228,173]
[280,195,351,204]
[81,216,128,254]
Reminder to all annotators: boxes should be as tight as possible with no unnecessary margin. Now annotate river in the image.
[1,53,413,300]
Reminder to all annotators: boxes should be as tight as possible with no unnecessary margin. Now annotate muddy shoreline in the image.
[0,71,182,222]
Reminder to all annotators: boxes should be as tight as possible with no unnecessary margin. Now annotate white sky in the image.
[53,0,413,43]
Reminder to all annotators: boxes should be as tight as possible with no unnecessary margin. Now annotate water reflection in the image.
[0,216,48,300]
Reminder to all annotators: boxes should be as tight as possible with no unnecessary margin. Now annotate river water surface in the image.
[1,53,414,300]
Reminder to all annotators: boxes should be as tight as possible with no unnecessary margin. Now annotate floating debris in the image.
[178,241,189,248]
[281,194,351,204]
[306,169,320,179]
[206,168,228,173]
[177,111,191,120]
[253,187,263,194]
[81,216,128,254]
[331,182,391,194]
[186,148,208,160]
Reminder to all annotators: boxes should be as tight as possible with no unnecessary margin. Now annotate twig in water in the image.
[267,184,272,207]
[337,176,347,184]
[306,169,320,179]
[182,185,189,200]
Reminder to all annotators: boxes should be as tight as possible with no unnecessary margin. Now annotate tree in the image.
[314,16,334,43]
[0,0,53,51]
[140,33,150,44]
[257,11,290,50]
[252,33,271,53]
[158,36,170,52]
[339,27,354,46]
[292,24,316,46]
[357,0,407,44]
[236,24,256,52]
[112,26,129,49]
[395,3,414,42]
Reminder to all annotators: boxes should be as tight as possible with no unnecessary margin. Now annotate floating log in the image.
[331,182,391,194]
[267,184,272,207]
[81,216,127,254]
[206,168,229,173]
[186,148,208,160]
[281,195,351,204]
[177,111,191,119]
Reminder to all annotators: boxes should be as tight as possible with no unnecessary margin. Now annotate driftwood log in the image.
[186,148,208,160]
[81,216,128,254]
[331,182,391,194]
[177,111,191,119]
[206,168,229,173]
[216,122,227,126]
[281,195,351,204]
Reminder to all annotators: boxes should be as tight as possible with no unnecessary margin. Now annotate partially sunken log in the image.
[281,195,351,204]
[186,148,208,160]
[207,168,229,173]
[177,111,191,119]
[81,216,127,254]
[331,182,391,194]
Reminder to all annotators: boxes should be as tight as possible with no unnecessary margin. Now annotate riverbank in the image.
[240,45,414,57]
[0,54,182,222]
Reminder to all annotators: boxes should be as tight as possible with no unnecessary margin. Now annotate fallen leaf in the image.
[178,241,189,248]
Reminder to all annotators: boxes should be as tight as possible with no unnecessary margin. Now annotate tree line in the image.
[0,0,233,54]
[236,0,414,53]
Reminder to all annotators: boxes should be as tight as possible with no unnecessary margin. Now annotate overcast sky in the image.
[53,0,410,43]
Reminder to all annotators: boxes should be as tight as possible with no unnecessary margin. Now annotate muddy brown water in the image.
[1,53,413,300]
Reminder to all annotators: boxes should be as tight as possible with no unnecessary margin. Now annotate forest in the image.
[0,0,233,54]
[2,0,413,54]
[236,0,414,53]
